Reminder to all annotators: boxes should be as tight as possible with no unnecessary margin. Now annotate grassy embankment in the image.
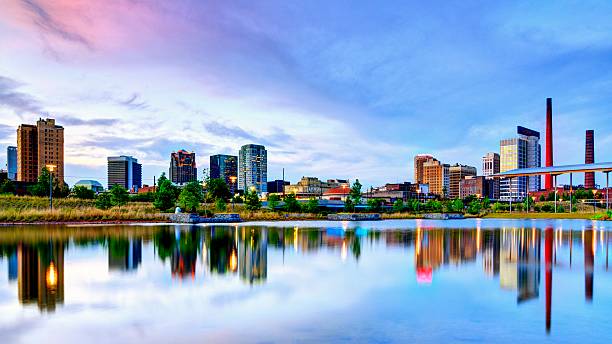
[0,195,168,223]
[1,195,610,223]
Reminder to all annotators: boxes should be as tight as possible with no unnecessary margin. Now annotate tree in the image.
[109,184,129,206]
[467,200,482,215]
[95,193,113,210]
[178,180,203,212]
[492,202,505,212]
[426,199,442,212]
[482,197,491,209]
[450,199,464,213]
[442,186,448,199]
[205,178,231,202]
[303,198,320,213]
[29,167,51,196]
[72,185,95,199]
[344,197,355,212]
[154,173,178,211]
[366,198,384,212]
[283,193,301,212]
[392,199,405,212]
[54,182,70,198]
[0,179,15,194]
[244,189,262,211]
[349,179,363,205]
[268,194,280,210]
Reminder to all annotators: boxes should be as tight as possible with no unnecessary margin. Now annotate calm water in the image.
[1,219,611,343]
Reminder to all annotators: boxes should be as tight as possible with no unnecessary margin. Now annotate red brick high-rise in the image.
[585,130,595,189]
[544,98,553,189]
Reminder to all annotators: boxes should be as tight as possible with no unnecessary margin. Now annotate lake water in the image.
[1,219,611,343]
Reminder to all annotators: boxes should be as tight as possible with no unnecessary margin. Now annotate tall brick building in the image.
[17,118,64,183]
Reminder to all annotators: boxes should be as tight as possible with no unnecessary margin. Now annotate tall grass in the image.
[0,195,167,222]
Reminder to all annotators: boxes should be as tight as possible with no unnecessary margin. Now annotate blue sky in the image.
[0,0,611,188]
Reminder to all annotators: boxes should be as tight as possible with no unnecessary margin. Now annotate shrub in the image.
[72,185,95,199]
[95,193,112,210]
[215,198,227,211]
[109,185,129,207]
[303,198,320,213]
[283,193,301,212]
[267,194,280,210]
[392,199,405,212]
[366,198,384,212]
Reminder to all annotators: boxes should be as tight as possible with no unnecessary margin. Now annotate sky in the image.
[0,0,611,188]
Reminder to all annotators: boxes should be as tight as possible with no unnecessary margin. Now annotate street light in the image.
[46,164,56,210]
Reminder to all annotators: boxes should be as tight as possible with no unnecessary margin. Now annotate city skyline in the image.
[1,1,612,188]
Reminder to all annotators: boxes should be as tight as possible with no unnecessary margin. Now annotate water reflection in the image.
[0,221,610,339]
[14,242,64,312]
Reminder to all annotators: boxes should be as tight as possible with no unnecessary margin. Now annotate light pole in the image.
[229,176,237,211]
[46,164,56,210]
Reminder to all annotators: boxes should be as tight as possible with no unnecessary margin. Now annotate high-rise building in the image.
[210,154,238,192]
[107,156,142,191]
[7,146,17,180]
[17,118,64,184]
[170,150,197,185]
[414,154,433,184]
[500,126,541,201]
[544,98,553,189]
[238,144,267,194]
[422,157,448,197]
[584,130,595,189]
[449,164,477,199]
[482,152,500,199]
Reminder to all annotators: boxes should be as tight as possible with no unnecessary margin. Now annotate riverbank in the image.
[484,212,608,220]
[1,195,609,224]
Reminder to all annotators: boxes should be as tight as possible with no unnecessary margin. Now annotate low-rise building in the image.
[267,180,290,194]
[74,180,104,193]
[459,176,493,199]
[285,177,348,199]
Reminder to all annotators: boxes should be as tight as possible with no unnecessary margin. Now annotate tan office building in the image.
[422,158,446,196]
[414,154,433,184]
[449,164,477,199]
[17,118,64,184]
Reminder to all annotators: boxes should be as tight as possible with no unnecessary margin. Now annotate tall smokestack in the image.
[585,130,595,189]
[544,98,553,189]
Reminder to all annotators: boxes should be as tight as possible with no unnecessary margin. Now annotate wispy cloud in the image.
[58,115,120,126]
[0,124,15,141]
[0,76,42,115]
[204,121,258,142]
[204,121,293,148]
[117,93,149,111]
[20,0,92,50]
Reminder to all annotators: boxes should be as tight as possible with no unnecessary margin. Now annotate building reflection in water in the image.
[108,238,142,272]
[17,242,65,312]
[239,228,267,284]
[584,229,594,302]
[1,223,609,332]
[208,227,238,275]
